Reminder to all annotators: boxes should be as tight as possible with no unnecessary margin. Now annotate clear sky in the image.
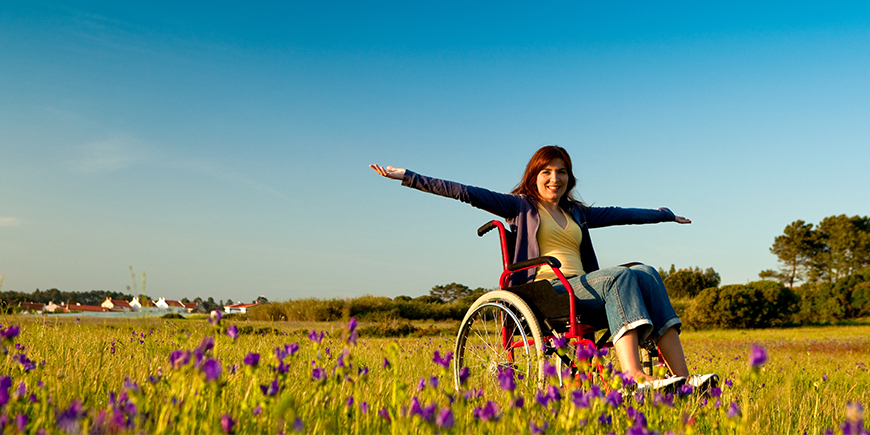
[2,1,869,302]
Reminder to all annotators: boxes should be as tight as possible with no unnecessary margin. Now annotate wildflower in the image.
[244,353,260,367]
[727,401,741,418]
[653,392,674,408]
[598,413,612,426]
[605,390,623,408]
[15,381,25,398]
[724,379,733,387]
[209,310,223,325]
[417,378,427,391]
[56,400,85,434]
[170,350,191,368]
[312,367,326,381]
[552,335,567,350]
[260,379,280,396]
[498,366,516,392]
[842,401,865,435]
[546,385,561,403]
[378,407,391,422]
[220,414,234,434]
[287,343,299,356]
[409,397,437,421]
[202,359,222,382]
[292,417,304,432]
[458,366,470,385]
[15,414,26,433]
[13,354,36,371]
[0,377,11,406]
[678,384,694,397]
[358,366,369,377]
[749,344,768,368]
[347,317,358,344]
[0,325,20,341]
[530,420,549,435]
[710,386,722,397]
[197,335,215,354]
[473,401,499,422]
[435,407,455,429]
[511,396,525,408]
[543,360,558,378]
[227,325,239,340]
[308,330,324,344]
[572,390,590,408]
[429,376,439,389]
[360,401,368,414]
[432,350,453,368]
[253,405,262,416]
[382,357,390,369]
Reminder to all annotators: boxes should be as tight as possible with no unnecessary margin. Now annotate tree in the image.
[663,267,720,299]
[770,220,824,288]
[816,215,870,282]
[430,283,474,303]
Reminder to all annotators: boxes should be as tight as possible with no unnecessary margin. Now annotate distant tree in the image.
[815,215,870,282]
[770,220,824,288]
[181,297,190,303]
[255,295,268,304]
[393,295,412,302]
[430,283,475,303]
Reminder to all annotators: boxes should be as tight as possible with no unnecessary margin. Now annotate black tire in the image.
[453,291,544,391]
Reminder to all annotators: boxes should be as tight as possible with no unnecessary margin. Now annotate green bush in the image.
[686,281,798,329]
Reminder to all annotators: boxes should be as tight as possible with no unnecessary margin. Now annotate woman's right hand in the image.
[369,164,406,180]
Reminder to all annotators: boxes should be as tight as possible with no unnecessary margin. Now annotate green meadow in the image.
[1,314,868,434]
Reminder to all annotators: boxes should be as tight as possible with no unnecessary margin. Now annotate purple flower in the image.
[292,417,304,433]
[572,390,590,408]
[435,407,455,429]
[710,386,722,397]
[227,325,238,340]
[220,414,234,434]
[252,405,262,416]
[0,377,12,406]
[312,367,326,381]
[458,366,470,385]
[243,353,260,367]
[432,351,453,368]
[308,330,324,344]
[605,390,623,408]
[512,396,525,408]
[197,335,215,354]
[598,413,612,426]
[545,385,561,403]
[16,381,25,398]
[678,384,694,397]
[260,379,280,396]
[13,354,35,371]
[530,420,549,435]
[0,325,20,340]
[749,344,768,368]
[552,335,567,350]
[382,357,390,369]
[360,401,368,414]
[209,310,223,325]
[429,376,439,389]
[473,401,499,421]
[56,400,85,434]
[15,414,26,433]
[498,366,516,391]
[409,397,437,421]
[727,401,741,418]
[170,350,191,368]
[543,360,558,378]
[378,407,391,421]
[202,359,222,382]
[347,318,358,344]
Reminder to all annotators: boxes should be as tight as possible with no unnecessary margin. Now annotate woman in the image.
[370,145,715,391]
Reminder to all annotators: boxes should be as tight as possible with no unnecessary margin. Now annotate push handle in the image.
[477,221,498,237]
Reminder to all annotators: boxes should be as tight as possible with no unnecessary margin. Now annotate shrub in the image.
[686,281,798,329]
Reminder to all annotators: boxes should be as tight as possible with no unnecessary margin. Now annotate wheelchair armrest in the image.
[507,256,562,272]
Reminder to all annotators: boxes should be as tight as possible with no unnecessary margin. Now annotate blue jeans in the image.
[549,264,681,343]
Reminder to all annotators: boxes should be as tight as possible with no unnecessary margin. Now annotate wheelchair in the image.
[452,220,664,391]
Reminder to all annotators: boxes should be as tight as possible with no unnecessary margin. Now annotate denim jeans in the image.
[549,264,681,343]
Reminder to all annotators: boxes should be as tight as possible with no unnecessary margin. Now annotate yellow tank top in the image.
[535,203,585,281]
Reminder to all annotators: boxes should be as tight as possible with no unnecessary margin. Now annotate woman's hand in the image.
[658,207,691,224]
[369,164,406,180]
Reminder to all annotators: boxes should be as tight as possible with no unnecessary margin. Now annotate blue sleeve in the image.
[401,170,523,219]
[585,206,676,229]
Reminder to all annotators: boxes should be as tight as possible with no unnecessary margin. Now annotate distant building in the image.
[101,297,131,312]
[223,301,258,314]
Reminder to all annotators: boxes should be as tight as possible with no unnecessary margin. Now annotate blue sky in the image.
[2,1,869,302]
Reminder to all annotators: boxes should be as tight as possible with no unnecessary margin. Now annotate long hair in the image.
[510,145,585,209]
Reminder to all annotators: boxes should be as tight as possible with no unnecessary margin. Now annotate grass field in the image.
[0,314,868,434]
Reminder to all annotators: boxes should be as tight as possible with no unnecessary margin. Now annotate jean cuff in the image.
[653,317,682,342]
[612,319,653,343]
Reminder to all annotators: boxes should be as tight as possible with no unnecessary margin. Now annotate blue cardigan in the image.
[401,170,677,286]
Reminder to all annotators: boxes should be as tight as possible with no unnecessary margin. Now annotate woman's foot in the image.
[687,373,719,394]
[635,376,686,394]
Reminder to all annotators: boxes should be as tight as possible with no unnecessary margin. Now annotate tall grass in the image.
[0,314,867,434]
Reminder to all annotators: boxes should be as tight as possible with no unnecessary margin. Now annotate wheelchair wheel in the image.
[453,291,544,392]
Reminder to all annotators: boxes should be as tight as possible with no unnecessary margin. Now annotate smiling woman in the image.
[370,145,714,390]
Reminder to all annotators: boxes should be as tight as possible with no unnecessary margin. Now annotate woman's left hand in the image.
[659,207,691,224]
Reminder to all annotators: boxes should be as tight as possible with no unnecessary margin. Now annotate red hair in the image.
[510,145,585,209]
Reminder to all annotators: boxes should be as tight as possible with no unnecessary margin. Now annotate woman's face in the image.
[536,158,569,205]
